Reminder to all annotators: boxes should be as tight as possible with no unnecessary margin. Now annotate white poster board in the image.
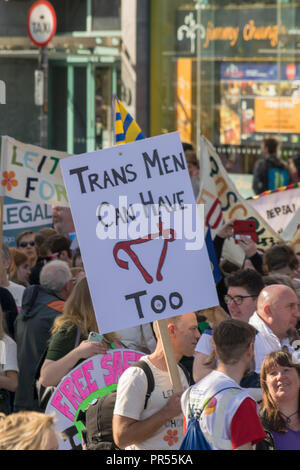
[248,186,300,234]
[0,136,69,206]
[60,132,218,334]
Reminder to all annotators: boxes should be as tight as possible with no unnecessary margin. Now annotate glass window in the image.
[51,0,86,32]
[92,0,121,31]
[151,0,300,179]
[49,65,67,151]
[74,67,87,154]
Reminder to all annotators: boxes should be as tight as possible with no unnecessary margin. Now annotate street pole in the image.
[40,46,48,148]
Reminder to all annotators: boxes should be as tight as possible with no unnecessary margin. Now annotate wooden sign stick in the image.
[157,318,183,393]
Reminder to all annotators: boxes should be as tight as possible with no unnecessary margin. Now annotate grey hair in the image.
[40,260,72,293]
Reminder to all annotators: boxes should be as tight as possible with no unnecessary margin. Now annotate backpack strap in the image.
[178,362,191,385]
[131,360,154,410]
[131,360,190,409]
[201,387,242,450]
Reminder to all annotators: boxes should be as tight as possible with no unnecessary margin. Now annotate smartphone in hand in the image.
[88,331,103,343]
[233,220,257,244]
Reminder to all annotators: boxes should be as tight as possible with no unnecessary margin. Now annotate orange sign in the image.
[255,97,300,133]
[176,58,192,143]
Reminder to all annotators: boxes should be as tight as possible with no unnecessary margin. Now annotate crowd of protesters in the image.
[1,137,300,450]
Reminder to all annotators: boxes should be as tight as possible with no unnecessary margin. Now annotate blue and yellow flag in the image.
[113,95,145,145]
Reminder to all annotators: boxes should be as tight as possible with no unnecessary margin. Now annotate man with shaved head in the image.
[249,284,300,371]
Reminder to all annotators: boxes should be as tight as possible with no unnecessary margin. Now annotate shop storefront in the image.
[150,0,300,174]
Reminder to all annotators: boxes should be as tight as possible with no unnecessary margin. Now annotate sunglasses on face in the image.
[19,241,35,248]
[224,294,257,305]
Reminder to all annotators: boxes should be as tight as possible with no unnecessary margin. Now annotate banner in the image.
[3,196,52,246]
[60,132,219,334]
[248,184,300,234]
[45,349,145,450]
[198,137,282,253]
[0,136,70,207]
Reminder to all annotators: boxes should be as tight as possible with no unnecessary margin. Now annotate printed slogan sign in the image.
[46,349,144,450]
[0,136,69,206]
[198,136,282,250]
[60,132,218,334]
[248,185,300,234]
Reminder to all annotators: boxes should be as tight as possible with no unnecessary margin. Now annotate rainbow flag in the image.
[113,95,145,145]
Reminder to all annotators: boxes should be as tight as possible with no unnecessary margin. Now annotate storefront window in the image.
[150,0,300,175]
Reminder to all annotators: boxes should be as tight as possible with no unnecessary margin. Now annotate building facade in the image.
[150,0,300,173]
[0,0,122,153]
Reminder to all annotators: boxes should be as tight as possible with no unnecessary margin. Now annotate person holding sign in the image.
[113,312,200,450]
[40,277,120,388]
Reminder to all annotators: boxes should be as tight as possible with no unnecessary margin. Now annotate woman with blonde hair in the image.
[40,276,120,387]
[256,350,300,450]
[0,304,18,414]
[0,411,59,450]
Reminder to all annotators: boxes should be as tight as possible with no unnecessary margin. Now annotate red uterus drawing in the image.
[113,219,176,284]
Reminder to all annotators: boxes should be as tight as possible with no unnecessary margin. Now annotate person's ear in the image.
[167,322,176,338]
[264,304,273,320]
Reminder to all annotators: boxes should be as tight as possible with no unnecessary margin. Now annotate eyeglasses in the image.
[19,241,35,248]
[224,294,257,305]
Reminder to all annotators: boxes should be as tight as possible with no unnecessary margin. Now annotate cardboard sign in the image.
[3,196,52,246]
[0,136,69,206]
[249,186,300,234]
[198,137,282,252]
[60,132,218,334]
[45,349,144,450]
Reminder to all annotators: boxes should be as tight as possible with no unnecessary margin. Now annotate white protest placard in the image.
[248,185,300,234]
[60,132,218,334]
[0,136,69,206]
[45,349,145,450]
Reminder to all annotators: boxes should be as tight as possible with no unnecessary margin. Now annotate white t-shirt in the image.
[195,329,213,355]
[5,281,25,310]
[0,334,19,375]
[113,355,189,450]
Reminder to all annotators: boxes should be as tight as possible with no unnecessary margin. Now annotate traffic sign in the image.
[27,0,57,48]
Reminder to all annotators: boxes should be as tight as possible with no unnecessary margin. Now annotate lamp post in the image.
[194,0,207,161]
[27,0,57,148]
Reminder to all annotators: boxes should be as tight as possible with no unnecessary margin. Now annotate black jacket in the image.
[14,285,65,412]
[0,287,18,339]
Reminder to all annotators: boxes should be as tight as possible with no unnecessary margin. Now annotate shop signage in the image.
[176,6,295,58]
